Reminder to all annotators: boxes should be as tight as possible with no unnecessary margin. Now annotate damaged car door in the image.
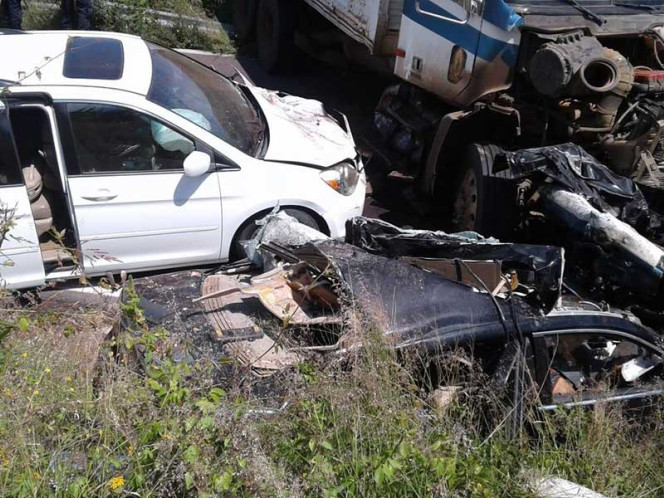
[0,102,46,289]
[60,103,223,275]
[533,330,664,411]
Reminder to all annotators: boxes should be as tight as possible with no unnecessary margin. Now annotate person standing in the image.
[61,0,92,30]
[0,0,22,30]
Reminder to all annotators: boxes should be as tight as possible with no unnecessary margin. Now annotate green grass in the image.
[22,0,235,54]
[0,284,663,497]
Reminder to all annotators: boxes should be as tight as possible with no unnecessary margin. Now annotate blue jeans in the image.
[61,0,92,30]
[1,0,22,30]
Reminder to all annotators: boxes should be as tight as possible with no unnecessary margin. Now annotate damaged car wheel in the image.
[231,208,321,260]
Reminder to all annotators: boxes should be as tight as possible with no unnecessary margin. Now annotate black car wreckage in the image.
[134,142,661,418]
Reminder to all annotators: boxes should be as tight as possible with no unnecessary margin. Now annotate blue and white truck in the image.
[236,0,664,237]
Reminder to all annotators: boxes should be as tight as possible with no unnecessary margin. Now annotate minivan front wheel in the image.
[231,208,320,260]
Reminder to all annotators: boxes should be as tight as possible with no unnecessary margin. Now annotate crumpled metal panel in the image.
[346,217,564,312]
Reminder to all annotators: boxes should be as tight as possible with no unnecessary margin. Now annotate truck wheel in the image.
[451,144,501,236]
[234,0,258,42]
[256,0,296,73]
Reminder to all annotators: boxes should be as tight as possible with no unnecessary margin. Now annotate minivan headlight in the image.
[320,161,360,196]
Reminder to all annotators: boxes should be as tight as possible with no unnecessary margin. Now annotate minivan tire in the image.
[231,208,320,260]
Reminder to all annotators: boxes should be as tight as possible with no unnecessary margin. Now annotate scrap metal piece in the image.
[225,335,302,377]
[200,274,264,343]
[242,209,329,269]
[400,257,504,291]
[346,217,564,312]
[540,184,664,297]
[242,266,341,326]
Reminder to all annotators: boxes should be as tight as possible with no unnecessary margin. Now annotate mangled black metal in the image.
[498,143,662,237]
[346,217,564,312]
[295,240,658,354]
[496,144,664,303]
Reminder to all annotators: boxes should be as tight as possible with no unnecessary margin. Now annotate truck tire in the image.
[233,0,258,42]
[256,0,296,73]
[451,144,502,236]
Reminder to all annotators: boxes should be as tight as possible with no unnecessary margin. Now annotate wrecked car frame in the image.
[0,31,366,291]
[183,210,664,416]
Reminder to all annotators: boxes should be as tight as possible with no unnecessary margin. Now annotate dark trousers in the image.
[0,0,22,30]
[61,0,92,30]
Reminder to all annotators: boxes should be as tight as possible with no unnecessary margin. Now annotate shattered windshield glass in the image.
[146,43,264,156]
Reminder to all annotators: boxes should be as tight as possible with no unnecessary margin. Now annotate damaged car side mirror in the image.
[183,151,212,178]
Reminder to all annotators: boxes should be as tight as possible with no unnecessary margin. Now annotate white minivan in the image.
[0,31,366,290]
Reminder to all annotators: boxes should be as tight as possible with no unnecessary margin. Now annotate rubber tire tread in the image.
[453,143,502,236]
[233,0,259,42]
[257,0,296,73]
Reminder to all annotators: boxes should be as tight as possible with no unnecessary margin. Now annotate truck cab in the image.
[239,0,664,236]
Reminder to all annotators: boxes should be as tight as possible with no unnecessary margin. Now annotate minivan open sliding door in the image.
[0,101,45,289]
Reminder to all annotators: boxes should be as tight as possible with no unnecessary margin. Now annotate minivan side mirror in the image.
[183,151,212,178]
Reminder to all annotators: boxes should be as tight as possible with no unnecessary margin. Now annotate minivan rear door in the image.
[0,101,46,289]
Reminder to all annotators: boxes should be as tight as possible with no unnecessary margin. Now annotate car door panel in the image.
[60,102,223,275]
[0,104,45,289]
[68,173,222,274]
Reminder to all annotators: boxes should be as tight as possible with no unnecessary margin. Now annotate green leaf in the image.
[198,417,215,430]
[209,387,226,403]
[321,441,333,451]
[17,317,29,332]
[185,472,195,490]
[308,439,316,452]
[195,399,216,414]
[374,467,384,486]
[184,445,199,464]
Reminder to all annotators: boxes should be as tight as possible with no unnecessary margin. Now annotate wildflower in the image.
[1,457,9,466]
[21,352,27,358]
[128,445,134,455]
[33,390,39,396]
[69,387,74,392]
[44,368,50,373]
[108,476,125,490]
[66,376,72,382]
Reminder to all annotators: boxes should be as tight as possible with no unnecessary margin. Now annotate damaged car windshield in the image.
[146,43,264,156]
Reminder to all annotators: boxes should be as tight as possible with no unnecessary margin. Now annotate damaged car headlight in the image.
[320,161,360,196]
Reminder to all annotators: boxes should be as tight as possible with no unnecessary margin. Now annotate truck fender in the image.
[419,105,520,198]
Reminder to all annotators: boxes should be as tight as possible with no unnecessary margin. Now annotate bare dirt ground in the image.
[188,50,444,230]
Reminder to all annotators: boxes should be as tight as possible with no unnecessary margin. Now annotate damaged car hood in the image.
[249,87,357,168]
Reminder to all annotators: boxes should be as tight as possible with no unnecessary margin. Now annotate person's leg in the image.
[6,0,22,29]
[0,0,8,28]
[60,0,74,29]
[75,0,92,30]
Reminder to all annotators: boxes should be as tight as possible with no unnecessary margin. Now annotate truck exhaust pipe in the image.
[579,58,619,93]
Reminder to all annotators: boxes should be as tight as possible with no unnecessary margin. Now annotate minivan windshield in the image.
[146,43,264,155]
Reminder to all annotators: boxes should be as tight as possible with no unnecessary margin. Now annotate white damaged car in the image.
[0,31,365,290]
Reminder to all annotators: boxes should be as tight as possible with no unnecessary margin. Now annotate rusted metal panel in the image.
[304,0,399,53]
[400,257,504,290]
[388,0,404,31]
